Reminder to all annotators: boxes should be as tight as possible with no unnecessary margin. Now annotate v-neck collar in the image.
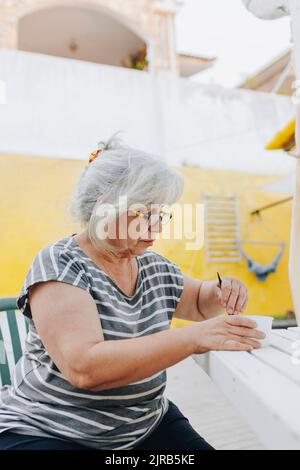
[70,233,143,300]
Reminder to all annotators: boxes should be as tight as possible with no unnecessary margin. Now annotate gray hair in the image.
[69,134,184,251]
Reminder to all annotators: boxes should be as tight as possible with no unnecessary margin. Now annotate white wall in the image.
[0,49,295,174]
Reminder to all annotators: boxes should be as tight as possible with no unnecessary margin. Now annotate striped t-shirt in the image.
[0,234,184,449]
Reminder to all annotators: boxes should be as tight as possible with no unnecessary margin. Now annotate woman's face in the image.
[106,207,164,256]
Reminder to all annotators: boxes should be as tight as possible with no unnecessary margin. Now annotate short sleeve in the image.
[149,251,184,311]
[17,245,90,319]
[167,260,184,311]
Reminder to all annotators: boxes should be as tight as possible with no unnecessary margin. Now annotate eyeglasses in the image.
[133,209,173,226]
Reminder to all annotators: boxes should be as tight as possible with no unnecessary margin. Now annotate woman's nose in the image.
[149,220,162,234]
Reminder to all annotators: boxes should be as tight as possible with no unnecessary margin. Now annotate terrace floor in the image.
[165,357,265,450]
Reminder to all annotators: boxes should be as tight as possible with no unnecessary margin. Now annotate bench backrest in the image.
[0,298,28,386]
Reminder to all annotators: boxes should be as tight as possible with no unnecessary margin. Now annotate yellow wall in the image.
[156,167,293,320]
[0,154,293,319]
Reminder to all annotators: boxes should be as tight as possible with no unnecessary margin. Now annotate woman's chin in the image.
[134,242,154,255]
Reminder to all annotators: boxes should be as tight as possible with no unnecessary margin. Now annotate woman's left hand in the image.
[216,277,248,315]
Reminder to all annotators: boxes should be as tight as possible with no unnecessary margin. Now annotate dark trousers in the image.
[0,401,214,450]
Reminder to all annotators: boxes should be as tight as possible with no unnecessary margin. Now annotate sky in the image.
[176,0,292,87]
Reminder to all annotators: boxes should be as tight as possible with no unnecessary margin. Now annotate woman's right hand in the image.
[188,315,266,354]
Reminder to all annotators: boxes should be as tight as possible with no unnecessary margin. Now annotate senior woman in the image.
[0,137,265,450]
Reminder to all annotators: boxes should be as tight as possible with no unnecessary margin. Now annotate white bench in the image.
[193,327,300,450]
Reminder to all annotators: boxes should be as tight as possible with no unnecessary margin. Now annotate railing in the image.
[0,297,28,386]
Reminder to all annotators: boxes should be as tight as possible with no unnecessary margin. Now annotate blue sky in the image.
[176,0,291,87]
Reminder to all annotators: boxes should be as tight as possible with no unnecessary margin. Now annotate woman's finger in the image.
[225,314,257,329]
[220,278,232,306]
[227,325,265,340]
[224,336,261,351]
[229,334,262,349]
[239,295,248,313]
[235,287,248,313]
[216,287,223,304]
[223,339,253,352]
[225,281,240,314]
[239,337,261,349]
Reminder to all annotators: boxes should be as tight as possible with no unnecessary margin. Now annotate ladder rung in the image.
[207,207,236,211]
[208,247,238,251]
[207,227,239,232]
[205,195,236,200]
[208,248,240,252]
[206,202,236,206]
[207,216,237,219]
[206,210,236,214]
[207,215,236,219]
[206,237,236,242]
[207,238,237,245]
[208,251,240,256]
[207,258,241,263]
[207,220,238,225]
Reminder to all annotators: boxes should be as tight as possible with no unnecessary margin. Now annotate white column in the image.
[153,1,178,73]
[166,11,178,73]
[288,0,300,323]
[0,14,18,49]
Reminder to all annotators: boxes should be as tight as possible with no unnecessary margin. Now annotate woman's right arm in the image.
[29,281,264,392]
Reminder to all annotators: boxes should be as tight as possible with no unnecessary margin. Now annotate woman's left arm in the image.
[174,275,248,322]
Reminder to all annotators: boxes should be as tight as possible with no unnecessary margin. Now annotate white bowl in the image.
[243,315,274,348]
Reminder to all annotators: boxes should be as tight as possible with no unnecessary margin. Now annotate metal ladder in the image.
[204,194,241,263]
